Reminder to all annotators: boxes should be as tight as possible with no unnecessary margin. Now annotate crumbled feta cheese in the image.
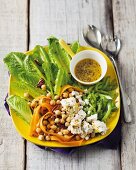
[71,91,79,96]
[79,106,83,109]
[78,99,85,106]
[68,118,82,134]
[75,110,86,120]
[82,121,93,134]
[60,97,76,108]
[76,95,82,99]
[85,135,90,140]
[86,114,98,123]
[92,120,108,134]
[84,99,89,105]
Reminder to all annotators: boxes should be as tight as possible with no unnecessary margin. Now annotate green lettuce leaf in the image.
[70,41,80,53]
[10,81,45,98]
[3,52,26,80]
[7,95,32,124]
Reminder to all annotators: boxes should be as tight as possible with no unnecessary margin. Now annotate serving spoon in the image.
[83,25,102,49]
[83,25,132,123]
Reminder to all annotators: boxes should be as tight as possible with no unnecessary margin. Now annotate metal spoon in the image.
[83,25,102,49]
[83,25,132,123]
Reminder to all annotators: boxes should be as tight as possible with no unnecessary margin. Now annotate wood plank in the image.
[0,0,28,169]
[26,0,121,170]
[112,0,136,170]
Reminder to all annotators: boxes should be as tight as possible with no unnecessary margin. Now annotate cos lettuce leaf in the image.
[4,52,46,87]
[10,81,45,98]
[3,52,26,80]
[7,95,32,124]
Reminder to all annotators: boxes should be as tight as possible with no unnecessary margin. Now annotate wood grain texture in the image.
[26,0,121,170]
[112,0,136,170]
[0,0,28,169]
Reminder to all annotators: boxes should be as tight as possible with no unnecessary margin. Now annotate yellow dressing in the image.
[75,58,101,82]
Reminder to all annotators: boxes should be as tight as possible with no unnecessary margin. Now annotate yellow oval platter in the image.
[9,46,120,148]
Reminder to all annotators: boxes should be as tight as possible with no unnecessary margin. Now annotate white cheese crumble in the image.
[92,120,107,134]
[86,114,98,123]
[84,99,89,105]
[60,97,76,108]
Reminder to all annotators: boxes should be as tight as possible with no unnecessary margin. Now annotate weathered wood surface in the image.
[26,0,120,170]
[0,0,135,169]
[0,0,28,170]
[113,0,136,170]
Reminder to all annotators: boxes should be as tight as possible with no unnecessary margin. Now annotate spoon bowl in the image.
[83,25,102,49]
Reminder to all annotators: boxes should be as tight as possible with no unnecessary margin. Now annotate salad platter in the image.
[4,37,120,147]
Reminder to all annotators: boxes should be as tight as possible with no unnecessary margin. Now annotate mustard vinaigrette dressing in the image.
[74,58,102,82]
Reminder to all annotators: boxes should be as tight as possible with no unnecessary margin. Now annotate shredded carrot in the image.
[60,84,83,95]
[41,103,53,113]
[50,136,84,146]
[29,105,41,137]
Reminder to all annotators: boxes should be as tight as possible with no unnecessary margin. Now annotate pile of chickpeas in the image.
[31,89,82,142]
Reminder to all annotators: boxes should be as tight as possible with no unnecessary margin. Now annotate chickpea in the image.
[24,92,30,98]
[47,124,51,129]
[41,84,46,91]
[60,96,62,100]
[54,110,61,116]
[58,132,63,136]
[54,95,59,100]
[75,135,81,141]
[66,117,71,123]
[54,118,60,123]
[46,135,51,141]
[62,114,67,119]
[61,107,65,111]
[48,118,52,122]
[69,93,73,97]
[50,100,56,105]
[31,101,37,108]
[36,128,42,134]
[38,135,44,141]
[42,120,48,126]
[65,122,69,127]
[60,119,65,124]
[46,92,51,97]
[68,88,74,92]
[56,100,60,104]
[50,120,54,125]
[39,98,46,105]
[64,135,69,139]
[51,125,57,130]
[62,129,69,135]
[62,92,69,98]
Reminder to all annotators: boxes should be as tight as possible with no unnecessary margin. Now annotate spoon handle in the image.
[110,57,132,123]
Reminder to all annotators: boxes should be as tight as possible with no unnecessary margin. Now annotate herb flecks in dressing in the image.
[75,58,101,82]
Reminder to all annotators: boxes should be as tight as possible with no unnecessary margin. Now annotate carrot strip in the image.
[41,103,53,112]
[60,85,83,95]
[50,136,84,146]
[29,105,41,137]
[35,95,51,101]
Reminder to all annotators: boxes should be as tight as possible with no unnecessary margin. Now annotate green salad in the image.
[3,36,118,144]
